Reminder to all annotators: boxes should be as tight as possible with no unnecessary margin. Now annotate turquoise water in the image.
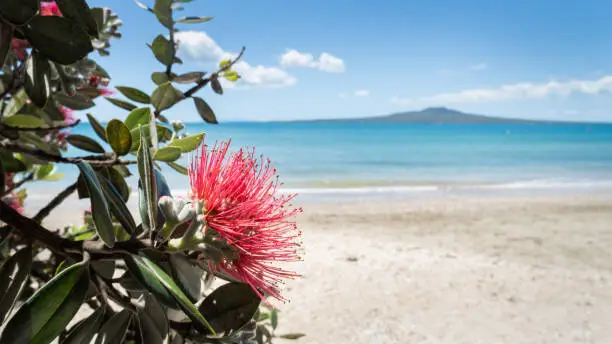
[32,122,612,198]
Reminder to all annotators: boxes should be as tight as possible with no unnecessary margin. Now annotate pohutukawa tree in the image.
[0,0,304,343]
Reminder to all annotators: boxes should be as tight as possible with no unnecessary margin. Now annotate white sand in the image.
[275,194,612,344]
[33,192,612,344]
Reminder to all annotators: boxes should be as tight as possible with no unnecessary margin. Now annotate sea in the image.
[28,121,612,203]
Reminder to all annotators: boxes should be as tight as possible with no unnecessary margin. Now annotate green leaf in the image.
[270,309,278,330]
[98,174,137,234]
[279,333,306,340]
[86,113,108,142]
[151,72,170,85]
[219,59,231,68]
[124,107,151,130]
[151,82,185,112]
[166,161,188,175]
[92,62,110,79]
[0,259,90,344]
[23,16,93,65]
[139,254,216,334]
[153,0,173,29]
[2,114,45,128]
[0,0,39,26]
[92,260,115,281]
[137,294,168,344]
[106,119,132,155]
[169,254,203,302]
[36,163,54,179]
[149,35,173,66]
[177,16,213,24]
[2,89,28,117]
[116,86,151,104]
[123,254,177,308]
[61,308,105,344]
[211,77,223,95]
[130,124,172,151]
[76,162,115,247]
[56,0,99,38]
[193,97,217,124]
[66,134,105,153]
[54,92,95,110]
[137,126,157,231]
[169,133,204,153]
[0,153,27,173]
[0,246,32,324]
[198,283,260,334]
[93,309,132,344]
[223,70,240,82]
[109,166,130,201]
[105,97,137,111]
[153,146,181,162]
[0,23,13,69]
[173,71,205,84]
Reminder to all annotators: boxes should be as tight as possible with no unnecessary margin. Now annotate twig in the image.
[184,46,246,98]
[0,119,81,133]
[0,200,79,258]
[166,23,176,78]
[33,182,78,223]
[2,172,34,196]
[95,274,137,313]
[0,139,136,166]
[153,46,246,119]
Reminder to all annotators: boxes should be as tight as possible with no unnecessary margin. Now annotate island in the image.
[295,107,594,124]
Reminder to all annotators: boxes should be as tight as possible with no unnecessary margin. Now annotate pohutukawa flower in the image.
[11,39,29,60]
[189,139,302,301]
[40,1,62,16]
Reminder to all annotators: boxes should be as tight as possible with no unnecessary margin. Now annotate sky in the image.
[85,0,612,122]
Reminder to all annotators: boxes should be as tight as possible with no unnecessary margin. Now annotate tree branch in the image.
[2,172,34,196]
[0,139,136,166]
[0,200,79,258]
[33,182,78,223]
[183,46,246,98]
[0,119,81,134]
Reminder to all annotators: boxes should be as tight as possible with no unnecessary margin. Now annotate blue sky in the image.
[86,0,612,122]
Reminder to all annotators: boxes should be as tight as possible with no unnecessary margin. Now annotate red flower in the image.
[40,1,62,16]
[2,192,24,214]
[59,105,75,124]
[98,88,114,96]
[11,39,29,60]
[189,140,302,301]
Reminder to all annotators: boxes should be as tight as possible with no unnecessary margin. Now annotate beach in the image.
[33,190,612,344]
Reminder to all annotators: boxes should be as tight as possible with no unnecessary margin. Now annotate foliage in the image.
[0,1,303,343]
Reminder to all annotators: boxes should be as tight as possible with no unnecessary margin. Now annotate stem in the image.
[2,172,34,196]
[183,47,246,98]
[33,182,78,222]
[0,200,79,258]
[0,139,136,166]
[152,46,246,119]
[0,119,81,134]
[168,219,204,250]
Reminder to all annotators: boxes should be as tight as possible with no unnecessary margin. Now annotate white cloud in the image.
[175,31,296,88]
[392,75,612,105]
[280,49,345,73]
[355,89,370,97]
[471,63,488,71]
[318,53,345,73]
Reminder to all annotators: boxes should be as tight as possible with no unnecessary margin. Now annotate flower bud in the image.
[171,120,185,132]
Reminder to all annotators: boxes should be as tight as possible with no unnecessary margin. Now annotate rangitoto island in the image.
[295,107,600,124]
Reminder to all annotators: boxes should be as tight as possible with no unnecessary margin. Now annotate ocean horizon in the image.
[25,121,612,201]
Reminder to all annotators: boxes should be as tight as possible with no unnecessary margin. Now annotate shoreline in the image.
[20,190,612,343]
